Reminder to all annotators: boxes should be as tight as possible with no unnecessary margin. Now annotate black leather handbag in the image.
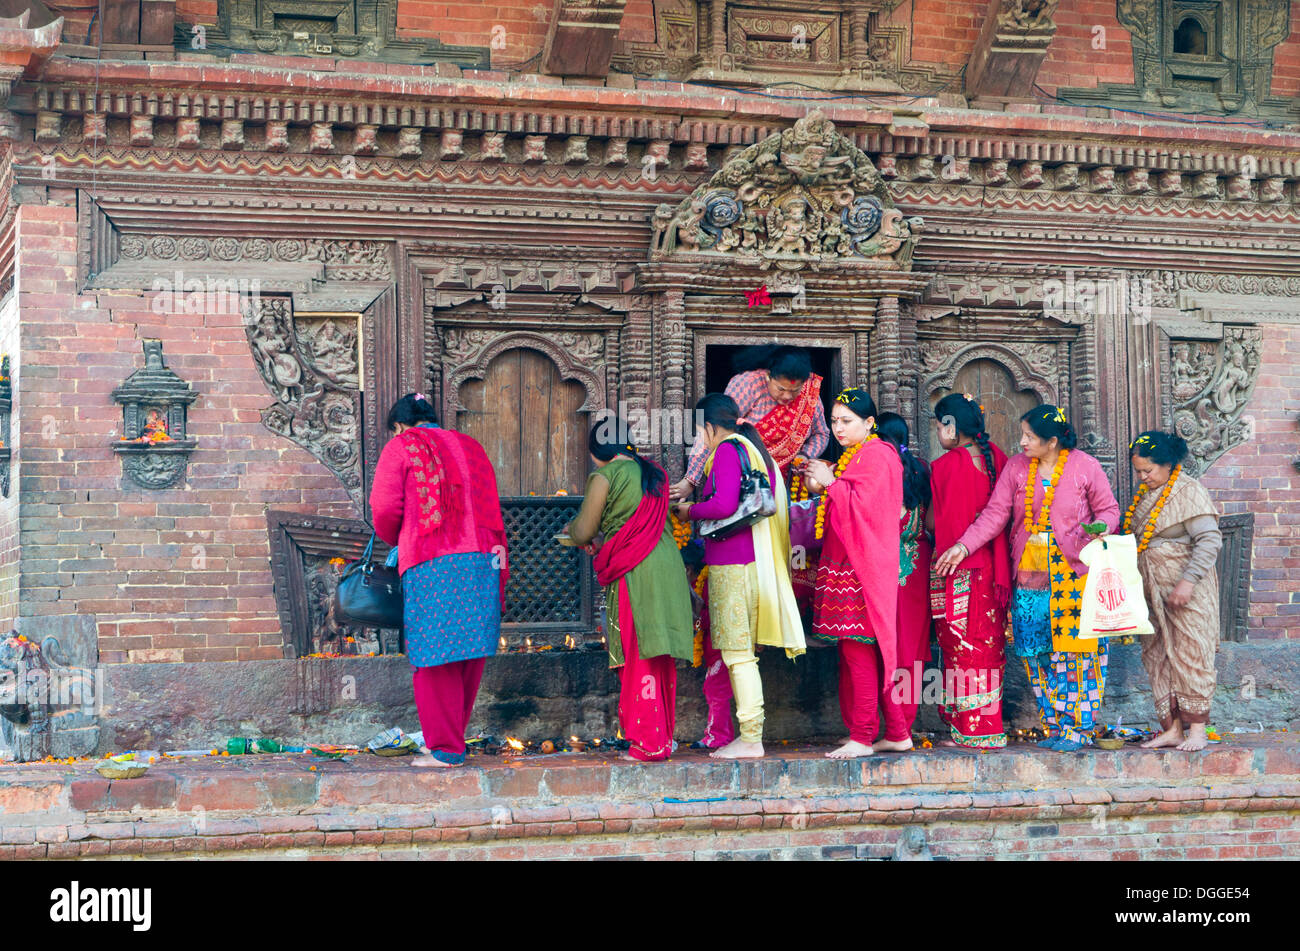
[334,533,404,630]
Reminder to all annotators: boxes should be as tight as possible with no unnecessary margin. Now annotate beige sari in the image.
[1133,475,1221,727]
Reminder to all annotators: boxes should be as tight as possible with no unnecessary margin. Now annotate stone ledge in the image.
[1,734,1297,859]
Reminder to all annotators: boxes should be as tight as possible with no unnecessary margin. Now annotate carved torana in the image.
[650,110,923,271]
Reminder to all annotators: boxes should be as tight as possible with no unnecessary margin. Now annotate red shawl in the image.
[371,426,510,605]
[825,438,903,674]
[931,444,1011,606]
[754,372,822,474]
[593,462,670,587]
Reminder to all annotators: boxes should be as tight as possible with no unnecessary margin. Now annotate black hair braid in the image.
[974,430,997,494]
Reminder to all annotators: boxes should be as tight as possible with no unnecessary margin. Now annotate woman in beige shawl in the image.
[1126,431,1222,752]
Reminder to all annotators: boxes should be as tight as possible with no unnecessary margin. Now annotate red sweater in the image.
[370,425,510,606]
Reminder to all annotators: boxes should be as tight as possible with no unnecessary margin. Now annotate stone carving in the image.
[997,0,1058,30]
[0,628,100,762]
[1169,342,1217,403]
[305,556,380,656]
[110,340,200,490]
[82,113,106,147]
[296,316,360,389]
[397,127,423,158]
[118,235,392,281]
[1167,328,1263,476]
[353,125,378,155]
[650,110,922,269]
[439,129,464,161]
[245,298,363,503]
[1135,270,1300,309]
[265,120,289,152]
[129,115,153,148]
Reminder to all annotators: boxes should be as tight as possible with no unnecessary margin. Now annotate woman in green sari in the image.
[565,417,694,761]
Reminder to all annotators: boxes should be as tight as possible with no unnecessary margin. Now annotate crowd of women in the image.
[368,343,1225,767]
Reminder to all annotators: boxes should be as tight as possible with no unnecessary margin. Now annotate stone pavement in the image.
[1,733,1297,860]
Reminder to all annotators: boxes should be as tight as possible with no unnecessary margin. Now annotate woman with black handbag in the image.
[673,394,805,759]
[370,394,509,768]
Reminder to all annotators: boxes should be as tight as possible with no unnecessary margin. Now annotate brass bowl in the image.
[1096,737,1124,750]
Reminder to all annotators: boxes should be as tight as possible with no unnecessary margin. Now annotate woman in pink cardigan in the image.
[370,394,509,768]
[935,404,1119,751]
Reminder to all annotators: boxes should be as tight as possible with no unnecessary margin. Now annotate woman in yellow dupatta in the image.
[674,394,805,759]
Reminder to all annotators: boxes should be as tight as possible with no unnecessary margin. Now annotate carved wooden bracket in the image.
[542,0,628,77]
[966,0,1059,101]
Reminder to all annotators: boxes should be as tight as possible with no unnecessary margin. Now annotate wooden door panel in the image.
[948,358,1040,459]
[457,347,587,496]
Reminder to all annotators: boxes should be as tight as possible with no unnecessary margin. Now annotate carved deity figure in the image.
[252,308,304,404]
[1213,341,1251,414]
[1000,0,1058,30]
[766,197,815,256]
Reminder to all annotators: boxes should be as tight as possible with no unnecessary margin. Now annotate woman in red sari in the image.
[928,394,1011,749]
[370,394,509,768]
[565,417,694,761]
[876,412,933,743]
[801,388,905,759]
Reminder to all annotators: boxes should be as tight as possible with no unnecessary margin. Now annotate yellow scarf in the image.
[703,435,806,659]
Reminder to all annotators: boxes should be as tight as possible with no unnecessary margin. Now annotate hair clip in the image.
[963,392,976,402]
[413,392,427,402]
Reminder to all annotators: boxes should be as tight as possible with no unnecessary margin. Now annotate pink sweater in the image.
[686,438,777,565]
[957,450,1120,577]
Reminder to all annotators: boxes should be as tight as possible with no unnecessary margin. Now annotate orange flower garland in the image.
[813,435,877,540]
[1123,464,1182,554]
[670,511,692,549]
[691,566,709,667]
[1023,449,1070,535]
[789,456,811,502]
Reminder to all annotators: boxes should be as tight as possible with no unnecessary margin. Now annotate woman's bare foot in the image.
[872,737,914,753]
[410,753,456,768]
[1140,725,1185,749]
[710,738,764,759]
[1177,723,1209,752]
[826,740,873,759]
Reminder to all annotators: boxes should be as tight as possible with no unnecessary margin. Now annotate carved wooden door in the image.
[457,347,588,495]
[946,358,1040,459]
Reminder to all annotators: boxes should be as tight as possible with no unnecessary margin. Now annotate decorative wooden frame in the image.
[1217,512,1254,643]
[265,509,394,658]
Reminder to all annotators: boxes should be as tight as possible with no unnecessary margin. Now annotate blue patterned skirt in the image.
[1010,587,1053,658]
[402,552,501,668]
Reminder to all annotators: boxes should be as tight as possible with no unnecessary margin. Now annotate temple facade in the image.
[0,0,1297,756]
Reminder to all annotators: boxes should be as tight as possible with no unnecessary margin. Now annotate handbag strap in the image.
[361,532,377,574]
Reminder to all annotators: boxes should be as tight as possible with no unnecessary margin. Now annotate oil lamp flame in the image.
[505,737,524,751]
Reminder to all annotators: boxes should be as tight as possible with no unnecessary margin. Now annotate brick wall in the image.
[14,196,358,663]
[1201,324,1300,641]
[0,287,18,628]
[1036,0,1134,94]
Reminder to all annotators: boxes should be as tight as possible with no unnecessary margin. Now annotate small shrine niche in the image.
[111,340,199,490]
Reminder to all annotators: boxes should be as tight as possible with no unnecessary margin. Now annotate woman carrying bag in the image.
[370,393,509,768]
[1128,431,1223,752]
[674,394,805,760]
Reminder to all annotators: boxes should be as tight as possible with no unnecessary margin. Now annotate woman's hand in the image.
[934,543,968,577]
[1167,578,1195,609]
[669,478,694,502]
[803,460,833,493]
[672,501,693,521]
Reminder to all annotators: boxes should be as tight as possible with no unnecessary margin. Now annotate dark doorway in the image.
[702,344,842,462]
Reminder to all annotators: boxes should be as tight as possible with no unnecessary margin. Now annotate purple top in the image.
[686,438,777,566]
[956,449,1121,577]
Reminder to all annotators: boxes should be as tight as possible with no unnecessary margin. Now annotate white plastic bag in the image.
[1078,534,1155,638]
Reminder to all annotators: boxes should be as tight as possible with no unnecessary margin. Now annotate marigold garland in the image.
[813,435,877,540]
[1023,449,1069,535]
[670,511,692,549]
[1123,464,1182,554]
[789,456,811,502]
[691,566,709,668]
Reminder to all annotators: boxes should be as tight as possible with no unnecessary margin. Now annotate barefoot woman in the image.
[566,418,694,761]
[934,405,1120,752]
[928,394,1011,750]
[674,394,805,759]
[370,394,509,768]
[1128,432,1223,752]
[802,388,905,759]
